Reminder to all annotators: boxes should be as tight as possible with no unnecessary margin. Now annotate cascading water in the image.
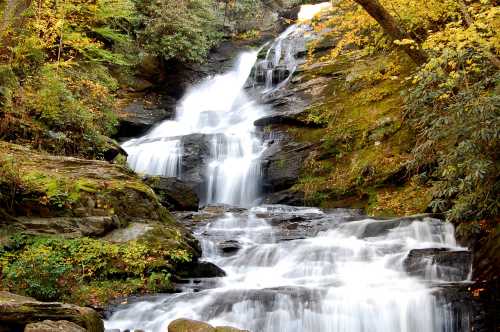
[106,207,472,332]
[122,51,266,204]
[109,3,473,332]
[122,17,309,206]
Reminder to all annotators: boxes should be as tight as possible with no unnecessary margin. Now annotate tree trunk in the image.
[353,0,428,65]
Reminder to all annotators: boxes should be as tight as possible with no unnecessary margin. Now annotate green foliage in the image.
[136,0,223,63]
[0,0,226,157]
[1,235,192,304]
[407,50,499,222]
[0,157,24,212]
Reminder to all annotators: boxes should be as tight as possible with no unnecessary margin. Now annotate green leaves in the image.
[407,45,499,222]
[137,0,223,63]
[1,234,191,303]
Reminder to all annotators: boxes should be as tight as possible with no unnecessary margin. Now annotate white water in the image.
[106,208,471,332]
[122,51,265,199]
[110,4,472,331]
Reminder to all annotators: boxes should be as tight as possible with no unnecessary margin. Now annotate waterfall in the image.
[105,208,472,332]
[122,21,309,206]
[109,4,473,332]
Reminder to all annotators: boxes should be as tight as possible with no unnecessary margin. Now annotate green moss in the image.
[292,51,424,215]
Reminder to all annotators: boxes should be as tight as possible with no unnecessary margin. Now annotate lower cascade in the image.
[105,207,472,332]
[108,4,473,332]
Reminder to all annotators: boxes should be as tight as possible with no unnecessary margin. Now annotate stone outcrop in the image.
[179,134,213,192]
[115,98,174,139]
[262,188,305,206]
[0,291,103,332]
[403,248,472,282]
[0,142,173,231]
[24,320,86,332]
[168,318,249,332]
[15,215,119,238]
[176,261,226,279]
[260,139,313,192]
[145,176,200,211]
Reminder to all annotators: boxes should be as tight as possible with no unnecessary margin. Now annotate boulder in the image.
[261,139,313,192]
[404,248,472,282]
[102,136,128,162]
[218,240,241,255]
[176,261,226,279]
[0,291,103,332]
[24,320,86,332]
[0,142,168,225]
[168,319,215,332]
[144,177,200,211]
[168,319,248,332]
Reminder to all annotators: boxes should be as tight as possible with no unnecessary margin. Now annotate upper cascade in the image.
[121,17,315,207]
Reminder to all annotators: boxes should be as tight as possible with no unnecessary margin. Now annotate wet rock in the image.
[167,318,248,332]
[218,240,241,254]
[179,134,212,192]
[177,261,226,279]
[24,320,86,332]
[262,189,305,206]
[261,139,313,192]
[214,327,249,332]
[356,214,443,238]
[116,100,174,138]
[0,291,103,332]
[404,248,472,281]
[254,91,311,127]
[144,177,199,211]
[168,318,214,332]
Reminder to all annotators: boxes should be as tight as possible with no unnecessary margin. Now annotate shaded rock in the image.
[144,177,199,211]
[24,320,86,332]
[179,134,212,192]
[116,100,173,138]
[177,261,226,279]
[0,291,103,332]
[404,248,472,282]
[16,216,118,238]
[254,91,311,128]
[356,214,443,238]
[261,139,313,192]
[102,136,127,162]
[262,189,305,206]
[218,240,241,254]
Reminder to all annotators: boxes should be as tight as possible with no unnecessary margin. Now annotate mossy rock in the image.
[0,291,103,332]
[168,319,249,332]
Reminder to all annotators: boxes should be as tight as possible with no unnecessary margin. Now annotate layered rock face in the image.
[0,141,201,308]
[0,291,103,332]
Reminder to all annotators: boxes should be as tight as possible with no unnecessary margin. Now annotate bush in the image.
[136,0,223,63]
[1,235,192,304]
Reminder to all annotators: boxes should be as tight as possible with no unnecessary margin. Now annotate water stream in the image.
[108,4,472,331]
